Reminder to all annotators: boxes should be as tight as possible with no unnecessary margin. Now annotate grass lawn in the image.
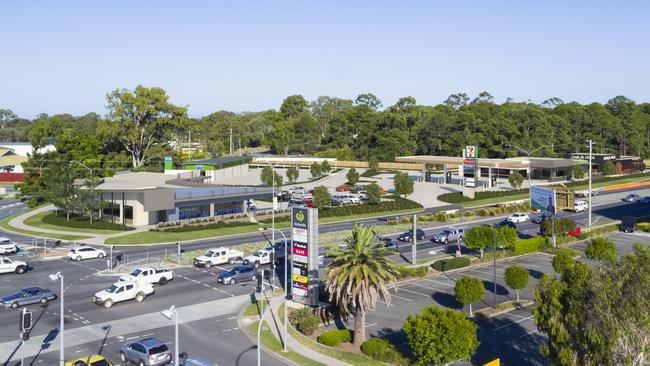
[247,321,327,366]
[23,211,129,235]
[0,209,92,241]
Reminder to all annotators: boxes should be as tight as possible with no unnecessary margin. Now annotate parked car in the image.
[1,287,56,308]
[194,247,244,268]
[506,213,529,223]
[276,191,292,202]
[243,249,273,268]
[67,246,106,261]
[92,281,154,308]
[639,197,650,204]
[288,186,306,195]
[332,193,360,206]
[622,193,642,202]
[398,229,426,242]
[288,199,313,208]
[0,257,27,274]
[119,267,174,285]
[65,355,112,366]
[217,264,257,285]
[0,237,18,255]
[335,185,353,192]
[358,191,368,200]
[573,200,588,212]
[532,211,554,224]
[120,337,172,366]
[431,227,465,244]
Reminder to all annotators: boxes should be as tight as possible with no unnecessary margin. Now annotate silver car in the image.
[1,287,57,309]
[120,337,172,365]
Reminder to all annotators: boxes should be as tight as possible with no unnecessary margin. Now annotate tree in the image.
[312,186,331,208]
[464,226,491,258]
[393,172,414,198]
[354,93,383,110]
[585,238,616,264]
[603,160,616,176]
[496,226,518,250]
[268,120,294,155]
[280,95,308,118]
[309,162,322,178]
[366,183,381,204]
[508,171,524,189]
[77,176,104,224]
[504,266,529,302]
[102,86,187,168]
[552,248,575,274]
[325,224,400,347]
[444,93,469,109]
[541,217,576,236]
[572,164,586,180]
[404,305,478,365]
[368,156,379,169]
[346,168,360,186]
[42,163,77,221]
[454,276,485,316]
[320,160,332,175]
[285,166,299,184]
[260,166,282,187]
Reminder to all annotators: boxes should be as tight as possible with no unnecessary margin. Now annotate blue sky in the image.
[1,1,649,118]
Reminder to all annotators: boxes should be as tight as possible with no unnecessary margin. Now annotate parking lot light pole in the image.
[260,227,289,352]
[161,306,178,366]
[271,163,276,290]
[49,272,64,366]
[587,139,593,227]
[492,227,497,309]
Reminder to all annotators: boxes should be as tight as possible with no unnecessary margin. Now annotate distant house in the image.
[164,155,251,184]
[0,142,56,173]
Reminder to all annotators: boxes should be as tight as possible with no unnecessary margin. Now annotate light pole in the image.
[161,305,179,366]
[507,144,552,188]
[259,227,289,352]
[587,139,593,227]
[270,163,276,290]
[49,272,64,366]
[492,227,497,309]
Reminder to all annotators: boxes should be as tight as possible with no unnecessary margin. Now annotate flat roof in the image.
[395,156,530,168]
[185,155,250,166]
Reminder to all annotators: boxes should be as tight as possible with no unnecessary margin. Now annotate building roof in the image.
[525,157,584,168]
[0,148,27,167]
[395,155,529,168]
[185,155,250,167]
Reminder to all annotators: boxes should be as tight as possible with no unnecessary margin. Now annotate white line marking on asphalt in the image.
[408,282,450,294]
[141,333,156,338]
[520,329,539,337]
[395,287,430,298]
[421,278,454,287]
[493,315,534,331]
[126,336,140,340]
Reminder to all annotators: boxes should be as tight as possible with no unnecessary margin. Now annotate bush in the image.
[150,220,255,232]
[585,237,616,264]
[361,338,408,365]
[317,329,352,347]
[438,188,529,204]
[289,308,320,336]
[396,265,429,280]
[552,248,576,274]
[432,256,471,271]
[387,220,398,225]
[540,217,576,236]
[317,196,422,218]
[43,213,134,231]
[513,237,546,255]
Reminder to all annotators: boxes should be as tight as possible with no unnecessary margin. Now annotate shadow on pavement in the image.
[481,280,509,295]
[472,315,546,365]
[432,292,463,310]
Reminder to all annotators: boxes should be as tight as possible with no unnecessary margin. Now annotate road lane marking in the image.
[493,315,534,331]
[395,286,430,298]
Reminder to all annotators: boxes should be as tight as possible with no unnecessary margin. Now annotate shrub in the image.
[438,188,529,204]
[585,237,616,264]
[387,220,398,225]
[396,265,429,280]
[361,338,408,365]
[552,248,576,274]
[513,237,546,255]
[151,220,255,232]
[434,212,448,222]
[42,213,134,231]
[317,329,352,347]
[540,217,576,236]
[289,308,320,336]
[432,256,471,272]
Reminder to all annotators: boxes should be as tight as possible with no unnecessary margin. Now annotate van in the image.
[574,200,588,212]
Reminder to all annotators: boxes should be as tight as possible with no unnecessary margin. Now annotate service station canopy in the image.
[395,156,530,169]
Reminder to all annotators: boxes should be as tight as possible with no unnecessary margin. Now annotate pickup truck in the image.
[92,281,154,308]
[194,247,244,268]
[0,257,27,274]
[119,267,174,285]
[243,249,272,268]
[431,227,465,244]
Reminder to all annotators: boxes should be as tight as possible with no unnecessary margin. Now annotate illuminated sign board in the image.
[291,207,319,306]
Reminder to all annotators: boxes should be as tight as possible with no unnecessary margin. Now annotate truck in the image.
[243,249,273,268]
[92,280,154,308]
[119,267,174,285]
[0,257,27,274]
[431,227,466,244]
[193,247,244,268]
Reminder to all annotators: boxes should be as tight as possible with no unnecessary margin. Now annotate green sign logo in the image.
[295,211,305,222]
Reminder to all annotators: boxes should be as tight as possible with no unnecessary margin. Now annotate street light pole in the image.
[49,272,64,366]
[260,227,289,352]
[587,139,593,227]
[161,306,178,366]
[492,227,497,309]
[271,164,276,290]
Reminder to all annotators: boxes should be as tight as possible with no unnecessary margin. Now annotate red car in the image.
[336,185,352,192]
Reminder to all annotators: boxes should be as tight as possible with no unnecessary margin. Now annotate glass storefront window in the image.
[178,205,210,220]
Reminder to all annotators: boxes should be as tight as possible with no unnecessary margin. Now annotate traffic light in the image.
[255,271,264,293]
[19,310,32,332]
[20,331,29,341]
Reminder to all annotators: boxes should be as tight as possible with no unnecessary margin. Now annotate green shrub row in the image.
[317,329,353,347]
[361,338,408,365]
[432,256,471,271]
[150,220,256,232]
[318,196,422,218]
[638,222,650,232]
[396,265,429,280]
[513,237,546,255]
[44,213,134,231]
[438,188,529,203]
[288,308,320,336]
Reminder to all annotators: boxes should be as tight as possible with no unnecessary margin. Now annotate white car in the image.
[92,281,154,308]
[507,213,530,223]
[0,237,18,255]
[194,247,244,268]
[67,246,106,261]
[119,267,174,285]
[574,200,588,212]
[243,249,272,268]
[288,186,306,195]
[0,257,27,274]
[622,194,642,202]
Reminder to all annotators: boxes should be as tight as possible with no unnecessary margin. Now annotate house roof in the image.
[0,148,27,167]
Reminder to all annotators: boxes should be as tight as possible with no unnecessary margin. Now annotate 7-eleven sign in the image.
[464,146,478,159]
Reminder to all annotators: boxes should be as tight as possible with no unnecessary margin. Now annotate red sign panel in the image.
[293,247,308,257]
[463,159,476,165]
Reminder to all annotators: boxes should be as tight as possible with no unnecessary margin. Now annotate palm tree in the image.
[324,224,400,347]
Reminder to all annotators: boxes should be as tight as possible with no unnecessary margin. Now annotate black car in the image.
[495,219,517,229]
[378,215,401,222]
[397,229,425,241]
[217,264,257,285]
[532,212,553,224]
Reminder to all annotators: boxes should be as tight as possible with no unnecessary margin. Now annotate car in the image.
[397,229,426,242]
[243,249,272,268]
[431,227,465,244]
[92,281,154,308]
[379,237,399,251]
[506,213,529,223]
[574,200,588,212]
[335,185,353,192]
[65,355,112,366]
[217,264,257,285]
[1,287,56,309]
[119,267,174,285]
[0,237,18,255]
[288,186,306,195]
[532,211,554,224]
[639,197,650,204]
[378,215,400,221]
[120,337,172,366]
[288,199,313,208]
[622,194,642,202]
[495,219,517,229]
[67,246,106,261]
[0,256,27,274]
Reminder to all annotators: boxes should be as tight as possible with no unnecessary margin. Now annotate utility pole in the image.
[188,129,192,163]
[238,138,241,156]
[492,226,497,309]
[229,128,233,156]
[587,139,593,227]
[411,214,417,264]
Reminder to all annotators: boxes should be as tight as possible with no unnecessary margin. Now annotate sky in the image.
[1,1,649,119]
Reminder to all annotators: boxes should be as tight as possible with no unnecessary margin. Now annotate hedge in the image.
[432,256,471,271]
[513,237,546,255]
[150,220,256,232]
[318,196,422,218]
[289,308,320,336]
[396,265,429,280]
[44,212,134,231]
[317,329,353,347]
[361,338,408,365]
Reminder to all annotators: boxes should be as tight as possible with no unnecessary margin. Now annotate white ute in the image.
[92,281,154,308]
[0,257,27,274]
[194,247,244,268]
[119,267,174,285]
[0,237,18,255]
[243,249,272,268]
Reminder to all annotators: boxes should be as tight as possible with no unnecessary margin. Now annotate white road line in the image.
[407,282,450,294]
[520,329,539,337]
[365,323,377,328]
[126,336,140,340]
[493,315,534,331]
[420,278,454,287]
[395,286,431,298]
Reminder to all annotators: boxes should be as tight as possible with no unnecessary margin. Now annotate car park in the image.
[622,193,642,202]
[193,247,244,268]
[92,281,154,308]
[67,246,106,261]
[532,211,554,224]
[506,213,529,223]
[398,229,426,241]
[119,267,174,285]
[431,227,465,244]
[217,264,257,285]
[120,337,172,366]
[0,257,27,274]
[573,200,588,212]
[65,355,112,366]
[0,237,18,255]
[1,287,56,308]
[243,249,272,268]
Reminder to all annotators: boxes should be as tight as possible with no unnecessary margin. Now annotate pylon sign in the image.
[291,207,319,306]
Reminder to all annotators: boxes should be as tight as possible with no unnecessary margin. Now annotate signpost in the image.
[463,146,479,195]
[531,186,558,247]
[291,207,319,306]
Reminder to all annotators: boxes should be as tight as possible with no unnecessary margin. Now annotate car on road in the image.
[431,227,465,244]
[217,264,257,285]
[378,215,400,221]
[494,219,517,229]
[92,281,154,308]
[639,196,650,204]
[0,237,18,255]
[120,337,172,366]
[65,355,112,366]
[193,247,244,268]
[573,200,588,212]
[532,211,554,224]
[379,237,399,251]
[0,257,27,274]
[119,267,174,285]
[506,213,529,223]
[397,229,426,242]
[67,246,106,261]
[1,287,56,308]
[622,193,642,202]
[243,249,273,268]
[575,189,599,197]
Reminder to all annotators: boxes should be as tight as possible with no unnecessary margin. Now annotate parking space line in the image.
[458,271,495,282]
[396,286,431,298]
[493,315,534,331]
[520,329,539,338]
[420,278,454,287]
[408,282,451,294]
[386,293,414,302]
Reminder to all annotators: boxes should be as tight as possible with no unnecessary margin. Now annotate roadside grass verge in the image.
[247,320,327,366]
[24,211,130,235]
[0,208,92,241]
[459,193,529,208]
